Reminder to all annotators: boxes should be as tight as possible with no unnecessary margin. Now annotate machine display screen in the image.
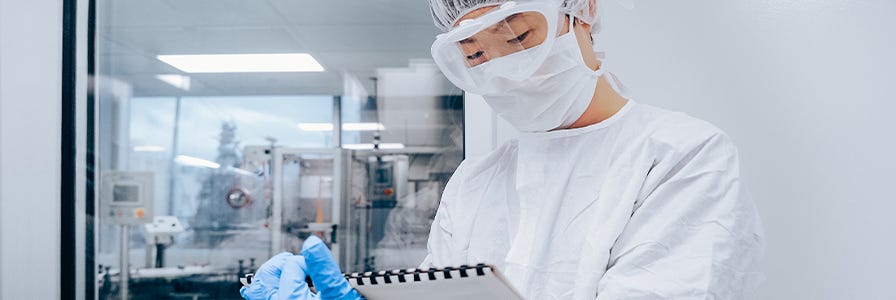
[112,184,140,203]
[374,167,392,184]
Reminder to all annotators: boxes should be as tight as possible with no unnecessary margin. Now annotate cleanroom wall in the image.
[0,0,64,298]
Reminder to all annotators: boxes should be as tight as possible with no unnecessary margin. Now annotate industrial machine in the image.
[95,60,463,299]
[144,216,185,269]
[97,146,459,299]
[100,171,155,300]
[101,171,154,225]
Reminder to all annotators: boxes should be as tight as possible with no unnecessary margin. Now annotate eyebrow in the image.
[457,14,523,44]
[490,13,521,33]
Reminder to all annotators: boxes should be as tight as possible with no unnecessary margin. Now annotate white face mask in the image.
[472,26,604,132]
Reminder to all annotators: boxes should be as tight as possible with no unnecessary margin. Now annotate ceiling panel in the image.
[101,0,289,28]
[266,0,435,25]
[104,26,303,56]
[124,72,343,97]
[188,72,343,95]
[100,54,181,75]
[98,0,445,97]
[315,51,431,75]
[295,24,438,52]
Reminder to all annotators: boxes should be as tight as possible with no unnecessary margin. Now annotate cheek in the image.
[459,43,480,55]
[530,27,549,46]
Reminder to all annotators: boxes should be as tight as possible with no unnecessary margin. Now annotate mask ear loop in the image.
[571,15,605,75]
[575,14,627,98]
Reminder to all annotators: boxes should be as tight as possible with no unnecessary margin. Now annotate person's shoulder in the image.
[442,140,517,200]
[630,103,735,154]
[451,140,518,181]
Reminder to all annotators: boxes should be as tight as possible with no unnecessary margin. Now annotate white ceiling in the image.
[98,0,443,97]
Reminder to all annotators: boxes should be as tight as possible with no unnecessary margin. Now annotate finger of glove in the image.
[241,284,279,300]
[301,236,362,300]
[255,252,293,281]
[278,255,318,300]
[242,252,292,300]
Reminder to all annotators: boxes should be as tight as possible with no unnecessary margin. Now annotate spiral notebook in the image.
[344,264,523,300]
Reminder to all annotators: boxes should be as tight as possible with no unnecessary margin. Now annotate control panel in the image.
[101,171,154,225]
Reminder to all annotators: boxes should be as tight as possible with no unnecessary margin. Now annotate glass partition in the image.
[91,1,462,299]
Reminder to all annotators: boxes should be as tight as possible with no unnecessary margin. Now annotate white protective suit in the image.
[421,101,764,299]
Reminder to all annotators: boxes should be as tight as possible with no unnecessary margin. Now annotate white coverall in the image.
[422,101,764,299]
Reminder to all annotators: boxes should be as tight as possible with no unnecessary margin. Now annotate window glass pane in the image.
[91,1,463,299]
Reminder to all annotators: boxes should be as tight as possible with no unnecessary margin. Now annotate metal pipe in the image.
[120,225,129,300]
[333,96,342,148]
[167,96,182,215]
[270,148,283,256]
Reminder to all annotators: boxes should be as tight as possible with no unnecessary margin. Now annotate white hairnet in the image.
[429,0,604,32]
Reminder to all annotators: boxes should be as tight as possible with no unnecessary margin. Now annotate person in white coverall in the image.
[241,0,764,299]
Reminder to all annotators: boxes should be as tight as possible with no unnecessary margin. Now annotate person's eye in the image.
[466,50,484,60]
[507,30,531,45]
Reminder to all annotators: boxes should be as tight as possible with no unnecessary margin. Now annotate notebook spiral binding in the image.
[345,263,492,286]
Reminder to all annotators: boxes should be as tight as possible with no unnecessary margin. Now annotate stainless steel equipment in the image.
[101,171,155,300]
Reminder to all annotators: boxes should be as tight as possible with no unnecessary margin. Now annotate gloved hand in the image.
[300,236,362,300]
[240,236,363,300]
[240,252,293,300]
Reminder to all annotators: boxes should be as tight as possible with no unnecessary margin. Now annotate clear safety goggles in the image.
[431,1,565,94]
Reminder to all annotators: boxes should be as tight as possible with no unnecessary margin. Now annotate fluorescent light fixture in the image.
[378,143,406,150]
[342,143,405,150]
[157,53,324,73]
[343,123,386,131]
[133,145,166,152]
[297,122,385,132]
[342,144,374,150]
[155,74,191,91]
[175,155,220,169]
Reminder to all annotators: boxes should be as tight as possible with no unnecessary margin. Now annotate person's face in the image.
[455,8,551,67]
[453,6,592,68]
[454,7,559,67]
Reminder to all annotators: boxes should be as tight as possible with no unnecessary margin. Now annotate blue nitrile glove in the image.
[278,255,319,300]
[242,253,321,300]
[240,252,292,300]
[301,236,363,300]
[240,236,362,300]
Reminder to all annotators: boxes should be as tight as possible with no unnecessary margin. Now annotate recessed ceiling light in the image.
[342,144,374,150]
[343,123,386,131]
[157,53,325,73]
[378,143,406,150]
[155,74,191,91]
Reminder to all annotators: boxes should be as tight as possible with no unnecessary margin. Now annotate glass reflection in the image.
[92,1,463,299]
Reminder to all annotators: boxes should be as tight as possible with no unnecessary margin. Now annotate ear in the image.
[572,19,600,70]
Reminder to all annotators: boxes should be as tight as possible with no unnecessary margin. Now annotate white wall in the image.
[0,0,63,299]
[466,0,895,298]
[599,1,896,298]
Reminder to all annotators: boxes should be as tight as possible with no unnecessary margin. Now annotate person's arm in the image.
[596,132,764,299]
[421,197,455,268]
[421,159,471,268]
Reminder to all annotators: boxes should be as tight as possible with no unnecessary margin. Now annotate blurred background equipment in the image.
[91,2,464,298]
